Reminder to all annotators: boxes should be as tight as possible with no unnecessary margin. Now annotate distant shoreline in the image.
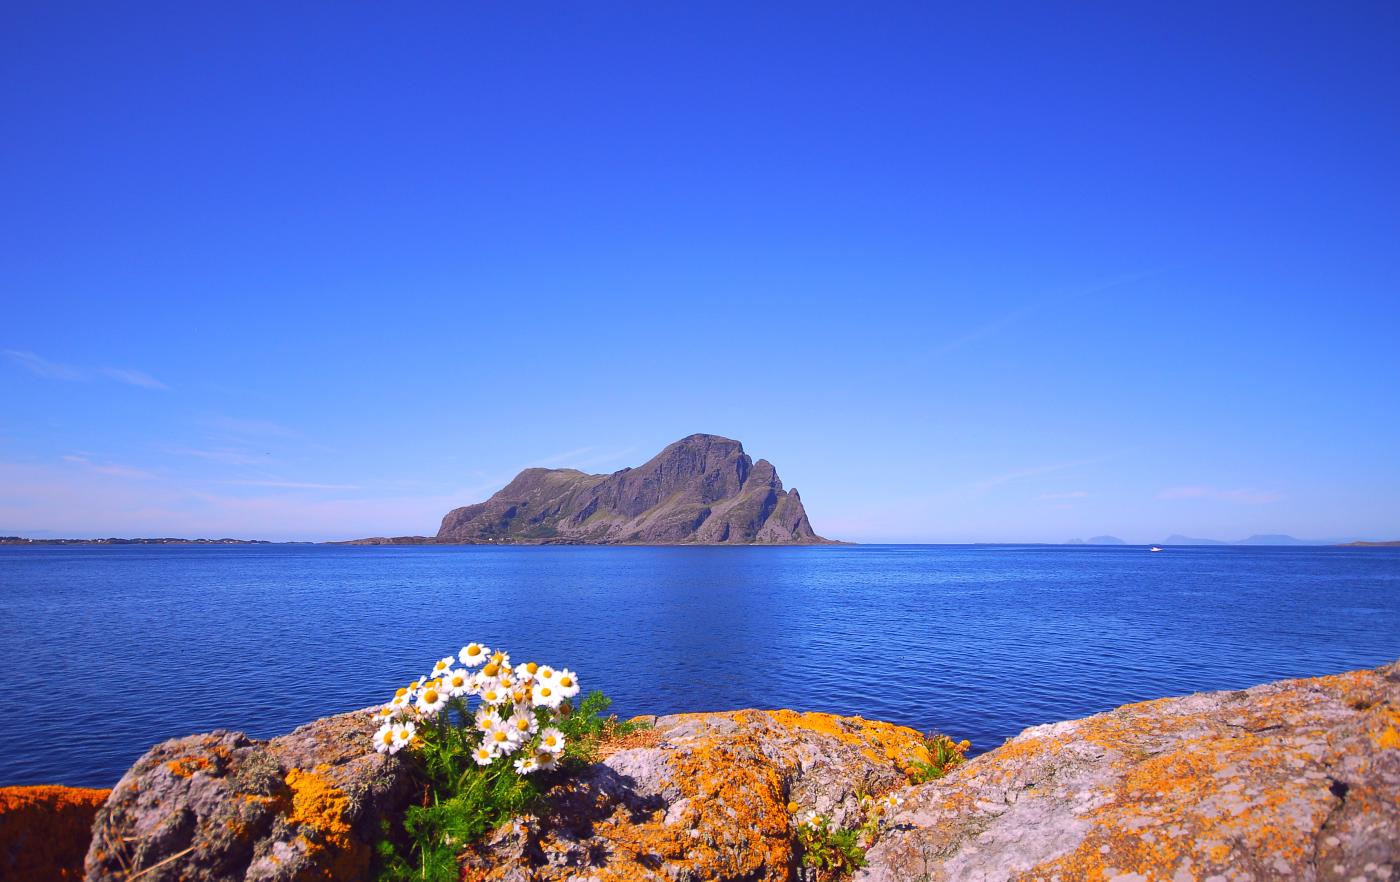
[3,536,1396,548]
[0,536,285,546]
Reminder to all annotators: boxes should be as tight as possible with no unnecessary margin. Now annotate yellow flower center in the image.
[435,661,447,671]
[483,663,499,677]
[394,687,408,698]
[451,676,465,687]
[466,645,482,657]
[382,731,395,745]
[422,689,440,704]
[539,668,554,679]
[559,677,573,688]
[493,730,508,743]
[540,686,552,697]
[544,735,557,747]
[515,719,529,731]
[492,652,506,664]
[525,662,538,674]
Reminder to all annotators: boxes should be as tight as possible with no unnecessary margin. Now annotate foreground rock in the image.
[84,711,413,882]
[76,662,1400,882]
[1,785,111,881]
[860,661,1400,882]
[434,433,829,544]
[461,709,928,882]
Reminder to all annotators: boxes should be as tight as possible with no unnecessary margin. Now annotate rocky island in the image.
[7,661,1397,881]
[348,434,830,545]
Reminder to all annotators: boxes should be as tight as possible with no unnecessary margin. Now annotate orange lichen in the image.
[0,785,111,881]
[1011,667,1396,882]
[757,710,930,769]
[166,754,212,777]
[596,725,663,759]
[283,765,367,881]
[464,709,924,881]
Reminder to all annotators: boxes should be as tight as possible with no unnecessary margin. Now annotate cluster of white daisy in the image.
[368,641,581,774]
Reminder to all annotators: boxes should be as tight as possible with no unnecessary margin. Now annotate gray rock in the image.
[84,710,413,882]
[857,660,1400,882]
[435,434,829,544]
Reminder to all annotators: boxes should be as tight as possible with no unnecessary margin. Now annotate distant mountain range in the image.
[1159,534,1357,546]
[346,434,831,546]
[1061,534,1384,546]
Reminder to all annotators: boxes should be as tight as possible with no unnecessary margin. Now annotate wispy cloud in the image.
[909,269,1165,365]
[5,349,168,389]
[1038,490,1089,500]
[5,350,85,381]
[61,454,156,480]
[168,447,269,466]
[1158,485,1282,505]
[101,367,169,390]
[220,479,361,491]
[971,458,1103,495]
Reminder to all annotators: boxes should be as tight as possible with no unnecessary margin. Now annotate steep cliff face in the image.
[436,434,828,544]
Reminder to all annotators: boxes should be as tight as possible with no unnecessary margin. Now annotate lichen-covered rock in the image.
[858,661,1400,882]
[460,709,930,882]
[84,710,413,882]
[1,785,111,881]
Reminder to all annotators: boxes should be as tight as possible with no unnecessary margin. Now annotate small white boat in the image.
[1150,546,1163,552]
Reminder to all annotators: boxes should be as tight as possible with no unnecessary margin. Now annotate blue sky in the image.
[2,3,1398,543]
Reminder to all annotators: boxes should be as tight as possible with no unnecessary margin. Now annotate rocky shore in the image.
[6,662,1396,881]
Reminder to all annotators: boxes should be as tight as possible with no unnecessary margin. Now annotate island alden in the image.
[346,434,831,546]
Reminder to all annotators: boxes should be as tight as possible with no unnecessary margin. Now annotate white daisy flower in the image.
[373,723,398,754]
[880,792,903,810]
[802,811,822,829]
[474,705,497,732]
[393,721,416,750]
[534,750,560,772]
[531,681,564,709]
[553,669,580,699]
[389,690,412,710]
[507,709,538,739]
[415,684,448,717]
[488,650,511,669]
[443,669,472,697]
[480,683,511,706]
[535,665,557,683]
[515,662,540,684]
[513,754,540,774]
[430,656,455,678]
[459,643,489,667]
[484,719,520,755]
[471,743,498,766]
[370,703,396,721]
[537,727,566,755]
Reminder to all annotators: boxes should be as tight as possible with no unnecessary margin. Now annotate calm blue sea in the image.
[2,544,1397,788]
